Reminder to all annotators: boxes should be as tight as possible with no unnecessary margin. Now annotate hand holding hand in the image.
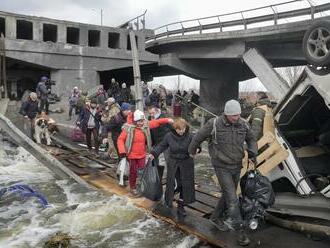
[149,154,155,161]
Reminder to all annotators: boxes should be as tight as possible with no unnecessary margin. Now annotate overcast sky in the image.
[1,0,323,29]
[0,0,325,92]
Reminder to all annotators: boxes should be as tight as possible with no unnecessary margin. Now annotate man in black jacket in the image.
[189,99,257,246]
[148,105,171,180]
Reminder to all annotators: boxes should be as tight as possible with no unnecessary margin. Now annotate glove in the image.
[119,153,126,159]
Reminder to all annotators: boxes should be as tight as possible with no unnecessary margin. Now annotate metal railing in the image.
[147,0,330,42]
[173,94,217,128]
[118,10,147,30]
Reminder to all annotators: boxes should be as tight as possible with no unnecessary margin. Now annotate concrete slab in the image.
[0,98,9,115]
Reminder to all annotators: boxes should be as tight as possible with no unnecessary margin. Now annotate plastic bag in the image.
[116,158,129,186]
[240,169,275,208]
[240,169,275,226]
[137,159,163,201]
[70,126,84,142]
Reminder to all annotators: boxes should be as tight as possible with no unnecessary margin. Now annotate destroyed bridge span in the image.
[0,0,330,113]
[143,0,330,113]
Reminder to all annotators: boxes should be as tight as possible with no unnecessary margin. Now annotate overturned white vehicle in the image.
[253,67,330,236]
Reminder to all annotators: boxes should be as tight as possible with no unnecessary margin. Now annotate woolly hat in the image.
[121,102,131,111]
[224,99,241,115]
[133,110,145,121]
[105,97,115,104]
[29,92,38,100]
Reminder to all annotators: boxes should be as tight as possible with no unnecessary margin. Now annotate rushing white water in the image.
[0,136,202,248]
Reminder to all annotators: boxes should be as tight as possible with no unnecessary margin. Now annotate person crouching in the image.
[117,109,173,197]
[150,118,199,216]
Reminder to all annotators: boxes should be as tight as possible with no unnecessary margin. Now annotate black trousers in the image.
[39,99,49,114]
[86,127,99,153]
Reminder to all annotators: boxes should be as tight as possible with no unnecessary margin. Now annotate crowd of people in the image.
[19,75,275,246]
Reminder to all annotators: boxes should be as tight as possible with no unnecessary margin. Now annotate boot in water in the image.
[177,199,187,217]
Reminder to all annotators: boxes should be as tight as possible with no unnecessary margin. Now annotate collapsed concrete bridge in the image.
[1,0,330,114]
[0,10,158,99]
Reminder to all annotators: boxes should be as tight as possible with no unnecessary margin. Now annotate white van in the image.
[271,67,330,198]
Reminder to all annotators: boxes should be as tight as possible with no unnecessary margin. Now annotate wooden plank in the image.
[195,190,219,208]
[257,131,275,150]
[259,149,289,176]
[83,155,116,168]
[152,204,236,248]
[83,173,237,247]
[0,113,93,188]
[257,141,281,163]
[186,201,214,215]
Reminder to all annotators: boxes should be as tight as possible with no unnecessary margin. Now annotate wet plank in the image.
[186,200,214,215]
[195,191,219,208]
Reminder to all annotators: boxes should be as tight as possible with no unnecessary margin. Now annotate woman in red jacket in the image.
[117,109,173,196]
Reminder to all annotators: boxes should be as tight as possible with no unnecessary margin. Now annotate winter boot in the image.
[177,199,187,217]
[209,218,229,232]
[236,228,250,246]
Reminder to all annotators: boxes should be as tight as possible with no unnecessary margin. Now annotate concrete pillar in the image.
[138,34,145,51]
[200,77,239,115]
[79,26,88,46]
[33,21,42,42]
[121,31,128,50]
[100,29,108,48]
[51,69,99,97]
[5,16,16,39]
[57,24,66,43]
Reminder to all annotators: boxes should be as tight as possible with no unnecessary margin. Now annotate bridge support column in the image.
[5,16,16,39]
[200,77,239,115]
[51,69,99,96]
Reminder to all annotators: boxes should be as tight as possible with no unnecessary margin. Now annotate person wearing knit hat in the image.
[105,102,133,159]
[188,99,257,246]
[117,110,174,197]
[77,97,102,155]
[121,102,131,111]
[101,97,121,160]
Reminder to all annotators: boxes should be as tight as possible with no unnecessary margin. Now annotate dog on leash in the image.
[34,112,56,145]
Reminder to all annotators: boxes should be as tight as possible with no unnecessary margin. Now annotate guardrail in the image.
[147,0,330,42]
[118,10,147,30]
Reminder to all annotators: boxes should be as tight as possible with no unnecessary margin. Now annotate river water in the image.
[0,134,211,248]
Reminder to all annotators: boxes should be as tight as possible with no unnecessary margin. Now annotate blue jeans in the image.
[211,166,243,229]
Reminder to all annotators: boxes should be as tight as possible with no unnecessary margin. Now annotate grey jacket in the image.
[188,114,257,169]
[36,82,48,100]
